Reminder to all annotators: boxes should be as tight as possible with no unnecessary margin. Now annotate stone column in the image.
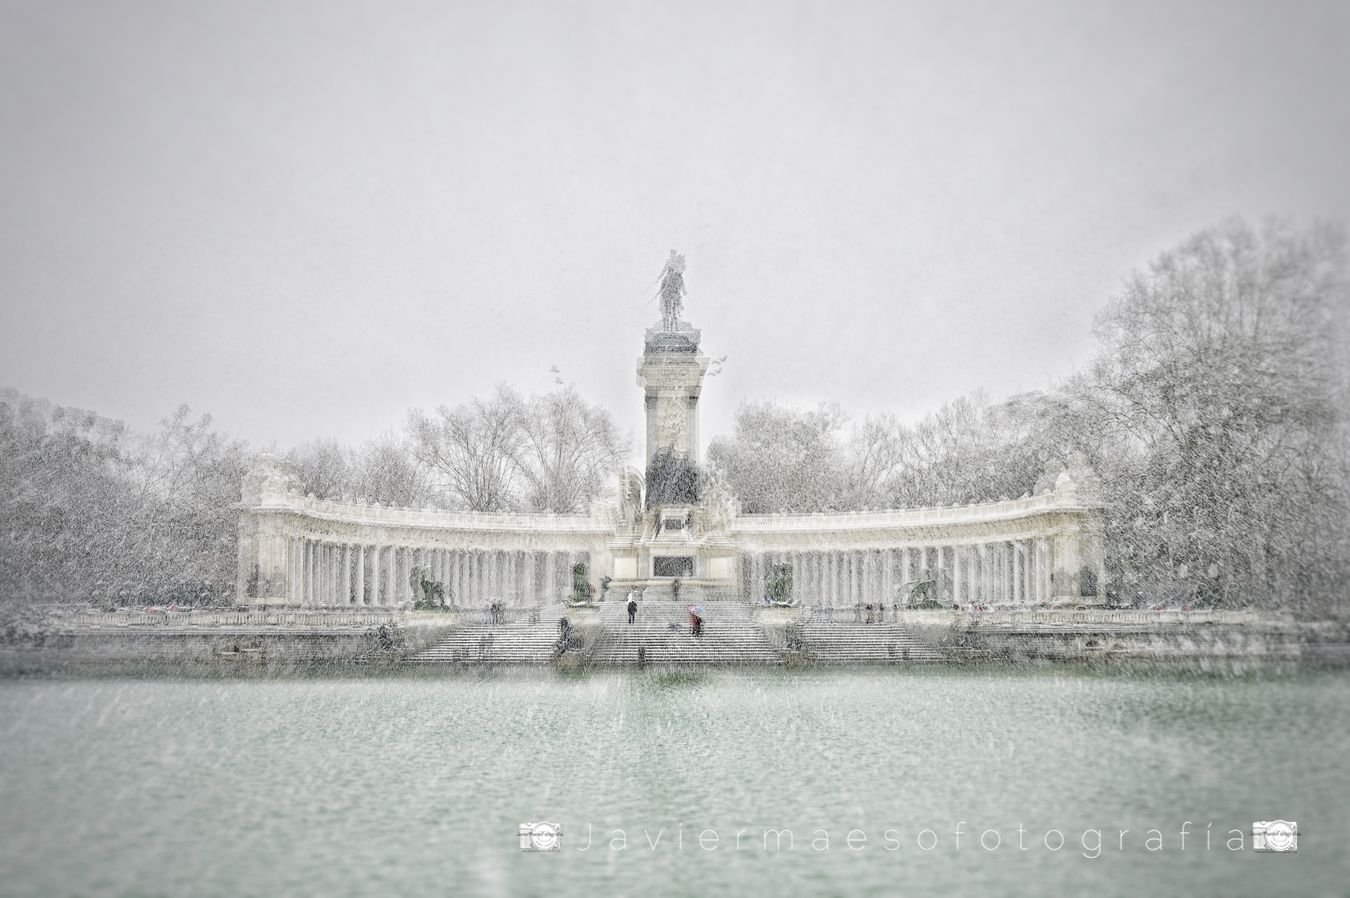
[338,545,349,606]
[458,550,470,605]
[881,549,894,607]
[355,545,366,606]
[952,545,963,605]
[299,541,309,607]
[319,544,328,606]
[939,545,950,602]
[369,546,380,606]
[474,551,485,605]
[383,546,395,606]
[317,543,328,607]
[1053,529,1081,601]
[284,537,296,604]
[1005,542,1014,604]
[973,544,984,604]
[450,550,462,605]
[394,546,404,605]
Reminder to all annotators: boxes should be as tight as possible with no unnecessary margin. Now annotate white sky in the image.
[2,0,1348,461]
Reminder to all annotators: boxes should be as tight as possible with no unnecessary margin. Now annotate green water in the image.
[1,668,1346,897]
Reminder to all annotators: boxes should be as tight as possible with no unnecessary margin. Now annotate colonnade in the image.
[282,541,591,608]
[739,537,1076,607]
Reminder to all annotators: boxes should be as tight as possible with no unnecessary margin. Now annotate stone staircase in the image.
[588,597,782,666]
[792,622,947,663]
[408,604,565,664]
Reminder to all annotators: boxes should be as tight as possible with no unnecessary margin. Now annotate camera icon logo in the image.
[1252,820,1297,852]
[519,821,562,851]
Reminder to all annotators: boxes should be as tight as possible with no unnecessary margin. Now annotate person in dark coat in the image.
[627,594,638,624]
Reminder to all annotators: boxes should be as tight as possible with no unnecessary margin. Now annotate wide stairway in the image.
[793,622,946,663]
[589,594,782,666]
[409,604,564,664]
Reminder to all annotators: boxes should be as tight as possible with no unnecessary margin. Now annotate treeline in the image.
[0,398,247,607]
[709,219,1350,612]
[287,385,629,513]
[0,385,628,608]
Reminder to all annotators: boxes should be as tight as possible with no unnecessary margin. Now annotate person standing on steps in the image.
[627,592,638,624]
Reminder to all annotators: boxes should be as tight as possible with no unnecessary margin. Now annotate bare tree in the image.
[286,438,351,499]
[1084,218,1350,610]
[407,385,528,512]
[516,386,629,512]
[707,402,849,513]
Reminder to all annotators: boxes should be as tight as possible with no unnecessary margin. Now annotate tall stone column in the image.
[301,542,310,607]
[324,544,334,607]
[1038,537,1049,603]
[355,545,366,606]
[339,545,350,606]
[450,550,462,605]
[317,544,326,606]
[456,550,468,605]
[882,550,894,607]
[318,543,328,607]
[368,546,379,606]
[384,546,396,606]
[952,546,963,605]
[285,537,297,604]
[934,547,946,603]
[1053,529,1081,601]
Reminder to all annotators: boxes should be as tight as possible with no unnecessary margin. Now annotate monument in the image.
[608,252,739,591]
[235,252,1107,609]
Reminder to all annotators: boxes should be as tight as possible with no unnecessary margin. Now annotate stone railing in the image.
[942,608,1275,629]
[786,606,1279,629]
[54,610,415,629]
[733,490,1096,533]
[249,492,613,534]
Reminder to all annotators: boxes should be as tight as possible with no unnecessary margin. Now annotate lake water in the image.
[1,667,1346,897]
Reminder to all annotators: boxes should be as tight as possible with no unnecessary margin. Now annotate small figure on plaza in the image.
[658,250,687,331]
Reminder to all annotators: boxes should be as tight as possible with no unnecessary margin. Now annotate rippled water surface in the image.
[1,667,1347,897]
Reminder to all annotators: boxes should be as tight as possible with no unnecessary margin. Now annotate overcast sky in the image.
[2,0,1348,460]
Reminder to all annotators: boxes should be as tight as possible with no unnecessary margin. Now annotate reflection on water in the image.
[1,667,1346,897]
